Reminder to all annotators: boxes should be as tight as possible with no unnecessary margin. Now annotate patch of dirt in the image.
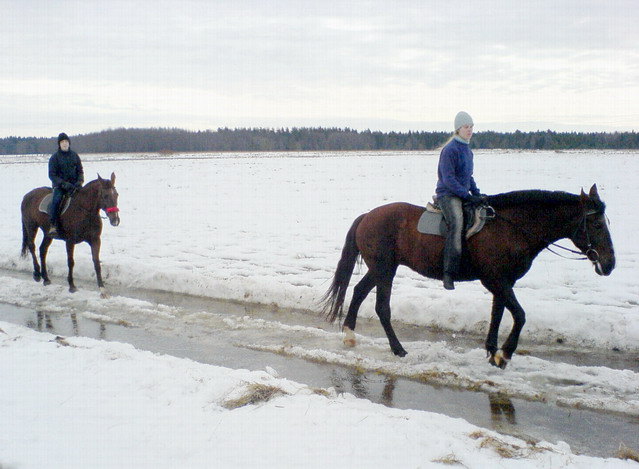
[222,383,289,409]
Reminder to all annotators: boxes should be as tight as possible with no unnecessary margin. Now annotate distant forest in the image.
[1,127,638,155]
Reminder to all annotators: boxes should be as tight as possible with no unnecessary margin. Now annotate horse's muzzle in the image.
[594,256,615,276]
[108,213,120,227]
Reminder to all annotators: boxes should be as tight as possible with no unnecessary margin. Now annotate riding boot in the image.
[442,273,455,290]
[442,248,461,290]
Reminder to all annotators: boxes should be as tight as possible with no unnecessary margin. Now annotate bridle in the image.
[569,209,605,264]
[68,184,119,219]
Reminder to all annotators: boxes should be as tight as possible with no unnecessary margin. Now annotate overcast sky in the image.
[2,0,637,137]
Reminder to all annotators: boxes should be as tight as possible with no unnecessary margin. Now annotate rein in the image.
[489,205,600,262]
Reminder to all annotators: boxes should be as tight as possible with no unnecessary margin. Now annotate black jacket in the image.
[48,149,84,188]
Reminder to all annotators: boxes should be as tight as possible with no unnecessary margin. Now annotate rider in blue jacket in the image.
[435,112,483,290]
[48,133,84,236]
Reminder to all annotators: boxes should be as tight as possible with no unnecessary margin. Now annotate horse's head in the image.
[97,172,120,227]
[571,184,615,276]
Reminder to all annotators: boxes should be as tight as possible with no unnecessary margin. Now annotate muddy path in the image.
[1,272,638,458]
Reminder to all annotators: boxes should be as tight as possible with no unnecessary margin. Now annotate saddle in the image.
[39,191,72,215]
[417,198,494,238]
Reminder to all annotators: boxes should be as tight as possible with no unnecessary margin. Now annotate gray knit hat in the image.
[454,111,473,130]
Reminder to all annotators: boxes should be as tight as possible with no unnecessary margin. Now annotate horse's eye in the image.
[593,222,603,229]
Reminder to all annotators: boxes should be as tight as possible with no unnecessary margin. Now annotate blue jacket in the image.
[435,138,480,199]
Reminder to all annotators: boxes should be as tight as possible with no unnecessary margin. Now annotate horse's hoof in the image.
[43,279,51,286]
[100,287,110,299]
[33,273,41,282]
[393,348,408,358]
[489,350,509,369]
[343,327,357,347]
[69,286,77,293]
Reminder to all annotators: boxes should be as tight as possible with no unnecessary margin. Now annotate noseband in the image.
[572,208,607,266]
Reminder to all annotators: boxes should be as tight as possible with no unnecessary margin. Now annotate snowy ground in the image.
[2,150,637,351]
[1,321,635,469]
[1,150,638,467]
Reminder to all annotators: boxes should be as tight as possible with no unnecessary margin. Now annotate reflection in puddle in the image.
[26,310,105,339]
[489,393,517,426]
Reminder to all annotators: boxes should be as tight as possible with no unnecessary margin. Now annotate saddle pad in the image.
[416,210,447,236]
[39,193,72,215]
[417,206,490,239]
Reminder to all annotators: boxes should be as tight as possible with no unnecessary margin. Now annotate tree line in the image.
[1,127,638,155]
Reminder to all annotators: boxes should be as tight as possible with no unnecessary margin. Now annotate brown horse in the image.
[322,185,615,368]
[21,173,120,298]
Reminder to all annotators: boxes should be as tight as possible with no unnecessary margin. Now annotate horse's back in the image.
[21,187,51,216]
[356,202,445,275]
[358,202,424,235]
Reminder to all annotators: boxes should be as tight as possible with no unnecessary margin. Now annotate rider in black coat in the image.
[48,132,84,236]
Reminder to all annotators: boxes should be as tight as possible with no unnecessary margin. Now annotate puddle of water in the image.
[116,284,639,372]
[1,302,637,459]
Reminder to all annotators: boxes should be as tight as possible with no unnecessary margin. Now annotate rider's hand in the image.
[467,195,484,205]
[62,182,74,191]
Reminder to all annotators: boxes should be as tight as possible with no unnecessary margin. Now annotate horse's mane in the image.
[84,177,112,189]
[486,190,605,212]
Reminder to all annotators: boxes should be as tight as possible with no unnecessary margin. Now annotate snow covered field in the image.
[1,150,638,467]
[1,150,637,350]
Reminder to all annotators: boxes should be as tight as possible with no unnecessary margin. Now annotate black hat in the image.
[57,132,70,144]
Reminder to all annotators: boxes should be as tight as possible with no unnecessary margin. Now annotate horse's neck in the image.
[509,203,579,251]
[73,184,100,213]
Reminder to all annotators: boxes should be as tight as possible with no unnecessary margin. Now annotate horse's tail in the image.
[321,214,365,324]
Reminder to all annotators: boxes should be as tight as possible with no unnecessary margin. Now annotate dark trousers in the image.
[439,195,464,276]
[49,187,67,226]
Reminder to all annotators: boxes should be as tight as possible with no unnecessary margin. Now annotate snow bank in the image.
[1,321,633,469]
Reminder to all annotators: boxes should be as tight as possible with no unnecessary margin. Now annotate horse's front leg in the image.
[486,294,505,364]
[39,236,53,286]
[499,288,526,363]
[66,241,77,293]
[89,238,108,298]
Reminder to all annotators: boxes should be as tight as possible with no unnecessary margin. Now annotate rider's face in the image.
[60,140,70,151]
[458,125,473,141]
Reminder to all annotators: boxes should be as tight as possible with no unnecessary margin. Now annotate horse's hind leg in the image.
[66,242,77,293]
[342,271,375,347]
[24,223,41,281]
[375,265,406,357]
[39,236,53,286]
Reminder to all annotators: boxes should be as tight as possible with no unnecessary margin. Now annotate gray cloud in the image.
[1,0,637,136]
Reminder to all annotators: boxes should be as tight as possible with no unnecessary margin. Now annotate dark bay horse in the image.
[21,173,120,298]
[322,185,615,368]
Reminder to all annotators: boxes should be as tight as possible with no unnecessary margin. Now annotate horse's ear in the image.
[580,188,588,205]
[111,172,116,185]
[97,173,103,181]
[588,184,600,201]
